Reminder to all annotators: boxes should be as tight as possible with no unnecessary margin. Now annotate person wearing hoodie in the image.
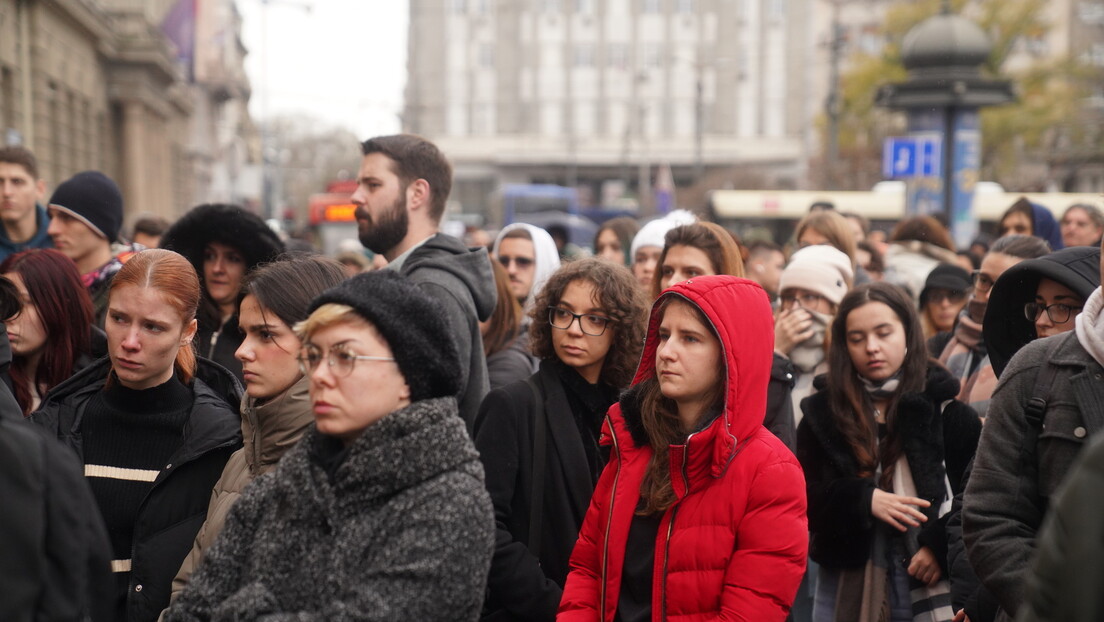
[160,204,286,384]
[981,245,1100,379]
[352,134,496,433]
[997,198,1064,251]
[963,235,1104,622]
[558,276,808,621]
[797,282,981,622]
[493,222,561,311]
[883,216,961,304]
[932,235,1051,418]
[163,255,346,612]
[29,249,243,622]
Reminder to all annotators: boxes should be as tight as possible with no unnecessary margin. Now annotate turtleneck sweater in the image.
[82,373,192,600]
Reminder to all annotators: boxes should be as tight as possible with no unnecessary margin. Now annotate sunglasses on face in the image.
[498,255,534,269]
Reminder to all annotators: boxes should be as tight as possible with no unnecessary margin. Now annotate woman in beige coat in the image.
[164,255,346,609]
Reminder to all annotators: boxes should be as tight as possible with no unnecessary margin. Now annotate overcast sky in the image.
[237,0,408,139]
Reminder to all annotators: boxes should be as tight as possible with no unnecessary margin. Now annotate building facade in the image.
[404,0,814,222]
[0,0,258,227]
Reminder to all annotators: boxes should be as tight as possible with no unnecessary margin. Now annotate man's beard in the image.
[357,194,409,255]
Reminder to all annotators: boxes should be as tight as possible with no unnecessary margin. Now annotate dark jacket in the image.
[0,203,53,262]
[474,360,610,621]
[1019,431,1104,622]
[29,357,243,622]
[765,354,800,451]
[400,233,496,432]
[964,330,1104,620]
[984,246,1100,377]
[0,318,112,622]
[486,332,537,391]
[947,457,998,622]
[164,396,495,622]
[195,314,243,382]
[797,365,981,570]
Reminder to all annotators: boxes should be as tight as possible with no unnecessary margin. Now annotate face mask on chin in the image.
[789,308,832,374]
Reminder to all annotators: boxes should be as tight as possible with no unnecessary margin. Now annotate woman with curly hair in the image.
[474,257,648,622]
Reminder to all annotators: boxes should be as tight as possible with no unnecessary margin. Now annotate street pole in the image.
[825,1,843,190]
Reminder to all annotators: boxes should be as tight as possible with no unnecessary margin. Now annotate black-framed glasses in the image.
[297,343,395,377]
[498,255,534,269]
[547,306,612,336]
[779,292,827,310]
[971,270,995,294]
[1024,302,1083,324]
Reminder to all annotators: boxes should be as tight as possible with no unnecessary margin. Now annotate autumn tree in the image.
[824,0,1099,191]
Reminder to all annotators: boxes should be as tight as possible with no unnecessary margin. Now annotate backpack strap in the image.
[1024,336,1066,434]
[525,376,547,557]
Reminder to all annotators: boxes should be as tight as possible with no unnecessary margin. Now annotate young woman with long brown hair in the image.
[796,282,980,622]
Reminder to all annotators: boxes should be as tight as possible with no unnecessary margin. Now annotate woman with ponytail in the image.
[30,249,242,622]
[559,276,807,621]
[796,282,981,622]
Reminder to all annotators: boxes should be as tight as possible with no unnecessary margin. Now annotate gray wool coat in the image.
[963,331,1104,621]
[163,396,495,622]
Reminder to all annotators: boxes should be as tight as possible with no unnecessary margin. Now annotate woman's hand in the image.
[871,488,930,531]
[774,308,814,356]
[952,609,971,622]
[907,545,941,585]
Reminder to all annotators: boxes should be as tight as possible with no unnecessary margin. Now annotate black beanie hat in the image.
[308,271,461,402]
[919,263,972,307]
[48,171,124,242]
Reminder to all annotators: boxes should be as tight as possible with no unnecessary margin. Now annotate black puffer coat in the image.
[29,357,242,622]
[797,364,981,570]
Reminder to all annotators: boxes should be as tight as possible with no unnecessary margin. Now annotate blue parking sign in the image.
[883,136,942,179]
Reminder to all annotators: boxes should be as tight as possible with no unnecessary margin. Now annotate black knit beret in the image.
[308,270,461,402]
[160,203,285,272]
[48,171,124,242]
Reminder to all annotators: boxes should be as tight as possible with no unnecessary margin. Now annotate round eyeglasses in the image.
[1024,302,1083,324]
[297,343,395,377]
[547,306,612,337]
[779,291,828,310]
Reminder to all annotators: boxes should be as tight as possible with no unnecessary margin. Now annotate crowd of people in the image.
[2,135,1104,622]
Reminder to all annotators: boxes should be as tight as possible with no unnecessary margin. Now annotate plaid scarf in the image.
[938,299,997,419]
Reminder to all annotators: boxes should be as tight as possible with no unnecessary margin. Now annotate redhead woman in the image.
[797,282,980,622]
[475,258,648,621]
[30,249,242,622]
[165,270,494,621]
[559,275,807,621]
[165,255,346,608]
[1,248,98,415]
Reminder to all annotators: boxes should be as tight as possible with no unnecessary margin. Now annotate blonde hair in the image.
[294,303,361,341]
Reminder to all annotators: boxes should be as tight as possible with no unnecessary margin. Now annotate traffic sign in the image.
[883,136,942,179]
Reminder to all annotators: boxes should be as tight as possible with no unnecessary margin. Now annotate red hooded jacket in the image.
[558,276,808,621]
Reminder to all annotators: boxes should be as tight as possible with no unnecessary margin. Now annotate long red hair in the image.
[108,249,201,384]
[1,249,93,414]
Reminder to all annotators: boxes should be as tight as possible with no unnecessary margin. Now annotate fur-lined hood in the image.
[161,203,285,275]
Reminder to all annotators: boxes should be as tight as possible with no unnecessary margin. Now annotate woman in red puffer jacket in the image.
[558,275,808,622]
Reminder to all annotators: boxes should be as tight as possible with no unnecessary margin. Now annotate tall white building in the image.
[404,0,814,221]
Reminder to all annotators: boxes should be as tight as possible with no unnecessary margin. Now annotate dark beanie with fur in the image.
[48,171,124,242]
[308,270,461,402]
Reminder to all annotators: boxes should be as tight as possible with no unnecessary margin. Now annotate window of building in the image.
[767,0,785,21]
[676,0,695,13]
[479,43,495,68]
[608,43,629,69]
[643,44,664,69]
[641,0,662,13]
[542,0,562,12]
[574,44,595,67]
[576,0,594,12]
[451,0,466,14]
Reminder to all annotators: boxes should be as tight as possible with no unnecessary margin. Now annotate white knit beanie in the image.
[629,210,698,259]
[779,245,855,305]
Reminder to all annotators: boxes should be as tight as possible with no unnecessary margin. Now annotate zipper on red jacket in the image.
[658,432,693,620]
[599,413,621,619]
